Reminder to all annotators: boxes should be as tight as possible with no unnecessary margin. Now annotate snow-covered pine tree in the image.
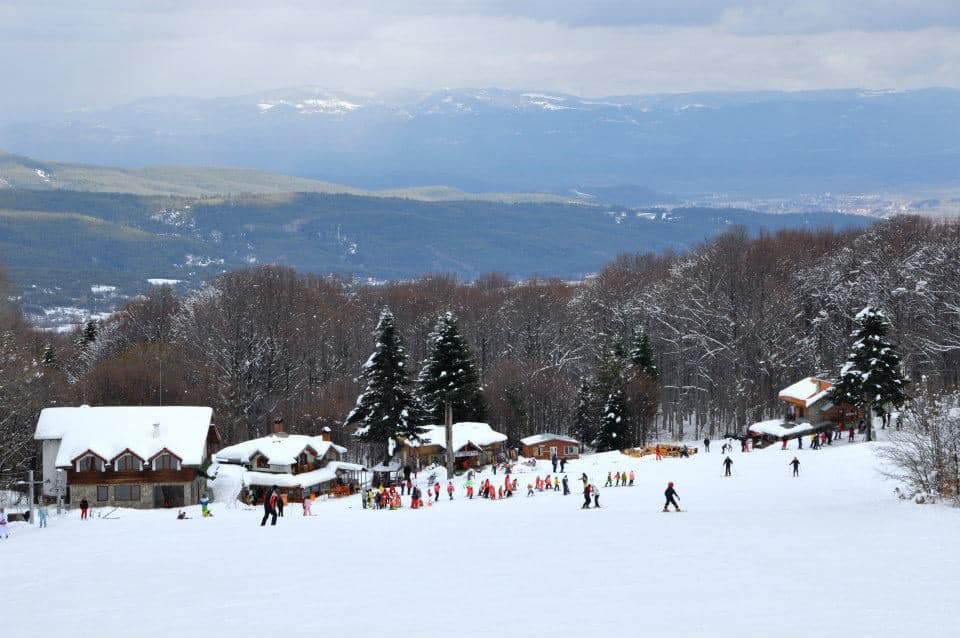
[345,308,423,461]
[830,306,909,442]
[77,318,99,347]
[572,377,599,448]
[41,343,57,367]
[416,311,486,424]
[594,388,629,452]
[629,327,659,379]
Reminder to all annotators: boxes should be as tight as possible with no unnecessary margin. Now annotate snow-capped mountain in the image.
[1,87,958,195]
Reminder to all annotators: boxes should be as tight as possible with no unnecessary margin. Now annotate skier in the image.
[797,435,803,450]
[551,452,558,474]
[434,481,441,502]
[200,493,210,517]
[591,484,601,508]
[781,438,788,450]
[553,476,560,491]
[605,472,613,487]
[276,491,285,517]
[0,507,8,538]
[655,444,662,461]
[703,437,711,452]
[527,483,535,497]
[447,481,455,500]
[38,501,49,528]
[581,483,592,509]
[789,457,801,477]
[560,457,567,472]
[628,470,635,486]
[79,497,89,520]
[722,456,733,477]
[261,486,278,526]
[663,482,680,512]
[466,478,474,499]
[562,475,570,495]
[614,471,621,487]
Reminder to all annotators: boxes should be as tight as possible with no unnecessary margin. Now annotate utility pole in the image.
[445,401,454,477]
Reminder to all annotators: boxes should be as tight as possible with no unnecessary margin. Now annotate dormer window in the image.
[76,454,105,472]
[152,452,181,470]
[113,453,143,471]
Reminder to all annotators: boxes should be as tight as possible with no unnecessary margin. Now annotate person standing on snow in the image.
[276,491,285,517]
[582,483,592,509]
[591,484,601,508]
[722,456,734,477]
[261,486,279,526]
[655,444,662,461]
[628,470,635,486]
[551,452,558,474]
[703,437,711,452]
[605,472,613,487]
[663,482,680,512]
[447,481,455,500]
[789,457,801,477]
[465,478,474,499]
[38,501,49,528]
[0,508,8,538]
[79,498,89,520]
[303,493,312,516]
[434,481,441,502]
[560,457,567,472]
[200,493,210,517]
[562,475,570,495]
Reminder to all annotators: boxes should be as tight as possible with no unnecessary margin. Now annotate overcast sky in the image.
[1,1,958,119]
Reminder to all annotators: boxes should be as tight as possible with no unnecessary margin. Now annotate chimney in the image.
[320,426,331,442]
[272,417,285,435]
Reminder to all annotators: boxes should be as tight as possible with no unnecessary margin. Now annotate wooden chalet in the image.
[519,434,580,460]
[749,377,864,442]
[396,422,507,470]
[34,406,221,509]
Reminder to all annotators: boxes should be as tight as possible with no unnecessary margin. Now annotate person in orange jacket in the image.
[655,445,662,461]
[628,470,635,486]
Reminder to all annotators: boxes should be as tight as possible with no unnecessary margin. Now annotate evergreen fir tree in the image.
[571,377,599,447]
[345,308,423,460]
[830,306,910,442]
[594,342,627,398]
[594,388,629,452]
[41,343,56,367]
[629,327,659,379]
[76,319,99,347]
[416,311,486,424]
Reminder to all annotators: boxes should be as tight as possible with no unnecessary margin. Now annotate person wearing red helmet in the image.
[663,482,680,512]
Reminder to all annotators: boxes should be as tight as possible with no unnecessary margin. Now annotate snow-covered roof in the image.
[748,419,815,438]
[42,406,215,468]
[520,433,579,446]
[243,461,365,489]
[778,377,832,408]
[215,434,346,466]
[405,422,507,451]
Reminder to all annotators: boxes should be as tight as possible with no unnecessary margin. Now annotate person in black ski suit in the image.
[582,483,591,509]
[261,486,278,526]
[562,475,570,495]
[722,456,733,477]
[663,482,680,511]
[789,457,801,477]
[560,458,567,472]
[276,490,285,517]
[703,437,711,452]
[551,452,558,473]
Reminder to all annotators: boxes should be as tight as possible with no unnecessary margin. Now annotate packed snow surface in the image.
[4,441,958,638]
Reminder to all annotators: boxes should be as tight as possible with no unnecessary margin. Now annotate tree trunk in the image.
[445,401,454,477]
[865,401,873,442]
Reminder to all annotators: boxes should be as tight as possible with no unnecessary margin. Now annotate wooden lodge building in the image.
[215,418,365,502]
[395,422,507,470]
[34,405,221,509]
[519,434,581,460]
[749,377,864,442]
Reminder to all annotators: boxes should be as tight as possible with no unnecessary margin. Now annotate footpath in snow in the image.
[2,440,958,638]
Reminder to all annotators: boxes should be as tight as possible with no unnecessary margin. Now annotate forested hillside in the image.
[2,215,957,473]
[0,188,870,320]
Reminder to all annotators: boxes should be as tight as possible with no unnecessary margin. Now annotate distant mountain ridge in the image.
[2,87,958,197]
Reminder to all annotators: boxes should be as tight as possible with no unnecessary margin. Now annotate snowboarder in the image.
[722,456,733,477]
[447,481,455,500]
[628,470,635,486]
[261,486,279,526]
[663,482,680,512]
[79,498,89,520]
[591,484,601,508]
[703,437,711,452]
[38,501,49,528]
[789,457,801,477]
[200,493,210,517]
[582,483,592,509]
[0,508,8,538]
[562,475,570,495]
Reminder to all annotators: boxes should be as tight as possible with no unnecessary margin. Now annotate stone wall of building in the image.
[70,478,207,510]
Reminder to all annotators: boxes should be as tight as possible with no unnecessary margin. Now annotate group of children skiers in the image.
[603,470,636,487]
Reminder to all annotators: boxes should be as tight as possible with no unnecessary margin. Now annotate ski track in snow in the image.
[3,443,959,638]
